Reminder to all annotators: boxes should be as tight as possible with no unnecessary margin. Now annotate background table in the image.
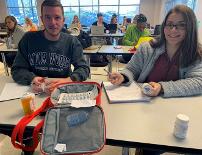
[98,45,133,72]
[0,43,17,76]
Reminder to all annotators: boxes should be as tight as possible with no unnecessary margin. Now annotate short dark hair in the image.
[137,14,147,23]
[97,13,103,17]
[112,13,117,18]
[41,0,64,16]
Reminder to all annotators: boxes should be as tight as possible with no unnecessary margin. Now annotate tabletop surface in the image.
[0,76,202,153]
[0,43,18,52]
[98,45,133,54]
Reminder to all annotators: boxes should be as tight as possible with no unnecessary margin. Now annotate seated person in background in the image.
[70,15,82,30]
[110,15,118,24]
[123,14,150,46]
[23,17,38,31]
[0,16,25,67]
[11,0,90,95]
[109,5,202,154]
[92,13,108,31]
[109,15,118,33]
[120,16,127,33]
[121,14,150,62]
[132,14,139,25]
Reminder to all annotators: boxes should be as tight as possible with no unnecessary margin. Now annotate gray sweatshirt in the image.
[11,31,90,85]
[121,42,202,97]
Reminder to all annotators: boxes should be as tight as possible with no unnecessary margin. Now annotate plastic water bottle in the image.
[113,38,117,47]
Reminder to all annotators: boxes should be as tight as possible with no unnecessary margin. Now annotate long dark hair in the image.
[5,16,17,36]
[151,5,202,67]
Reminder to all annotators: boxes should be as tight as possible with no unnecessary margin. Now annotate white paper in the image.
[0,83,31,101]
[103,82,151,103]
[54,143,66,152]
[71,99,96,108]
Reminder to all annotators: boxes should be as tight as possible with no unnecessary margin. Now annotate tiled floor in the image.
[0,62,182,155]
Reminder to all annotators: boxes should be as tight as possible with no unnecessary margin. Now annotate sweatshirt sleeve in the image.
[159,60,202,97]
[122,26,134,46]
[11,33,36,85]
[70,37,90,81]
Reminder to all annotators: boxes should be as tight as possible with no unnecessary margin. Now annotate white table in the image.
[98,45,133,55]
[0,31,7,38]
[98,45,133,72]
[89,32,124,38]
[0,76,202,154]
[0,43,17,76]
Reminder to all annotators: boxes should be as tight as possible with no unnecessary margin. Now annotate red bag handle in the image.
[11,97,51,151]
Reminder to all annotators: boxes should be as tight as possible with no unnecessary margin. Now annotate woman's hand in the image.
[108,72,124,85]
[145,82,162,97]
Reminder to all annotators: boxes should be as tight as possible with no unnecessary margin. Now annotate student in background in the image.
[70,15,82,30]
[109,5,202,154]
[0,16,25,67]
[132,14,139,25]
[120,16,127,33]
[122,16,127,26]
[110,15,118,24]
[92,13,108,30]
[123,14,150,46]
[110,15,119,33]
[11,0,89,95]
[23,17,38,31]
[121,14,150,62]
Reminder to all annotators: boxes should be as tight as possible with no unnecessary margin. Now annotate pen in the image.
[103,69,116,80]
[103,69,111,76]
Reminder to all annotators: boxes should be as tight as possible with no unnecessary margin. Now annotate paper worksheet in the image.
[0,83,31,101]
[103,82,150,103]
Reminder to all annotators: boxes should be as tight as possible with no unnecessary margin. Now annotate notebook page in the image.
[103,82,150,103]
[0,83,30,101]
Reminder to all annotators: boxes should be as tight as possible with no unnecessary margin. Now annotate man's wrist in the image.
[70,74,80,81]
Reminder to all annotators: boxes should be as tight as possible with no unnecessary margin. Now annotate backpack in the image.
[77,30,92,49]
[11,82,105,155]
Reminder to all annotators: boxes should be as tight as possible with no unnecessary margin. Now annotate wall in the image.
[195,0,202,44]
[0,0,8,23]
[140,0,162,27]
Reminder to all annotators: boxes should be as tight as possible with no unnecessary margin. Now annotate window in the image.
[165,0,196,15]
[6,0,38,25]
[61,0,140,27]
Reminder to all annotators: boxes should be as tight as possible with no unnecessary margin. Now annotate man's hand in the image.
[31,77,46,93]
[44,78,72,95]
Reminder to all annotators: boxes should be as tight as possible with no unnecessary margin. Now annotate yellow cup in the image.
[21,93,35,115]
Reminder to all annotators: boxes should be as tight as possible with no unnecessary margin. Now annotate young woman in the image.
[110,5,202,97]
[0,16,25,67]
[70,15,82,30]
[109,4,202,154]
[23,17,38,31]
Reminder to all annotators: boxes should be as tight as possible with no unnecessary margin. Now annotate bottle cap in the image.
[176,114,189,123]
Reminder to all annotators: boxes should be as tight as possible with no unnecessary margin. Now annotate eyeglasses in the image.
[164,23,186,30]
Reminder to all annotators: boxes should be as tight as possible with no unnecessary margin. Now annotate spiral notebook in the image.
[103,82,150,103]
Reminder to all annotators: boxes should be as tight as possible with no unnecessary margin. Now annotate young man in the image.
[121,14,151,62]
[11,0,90,94]
[92,13,108,30]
